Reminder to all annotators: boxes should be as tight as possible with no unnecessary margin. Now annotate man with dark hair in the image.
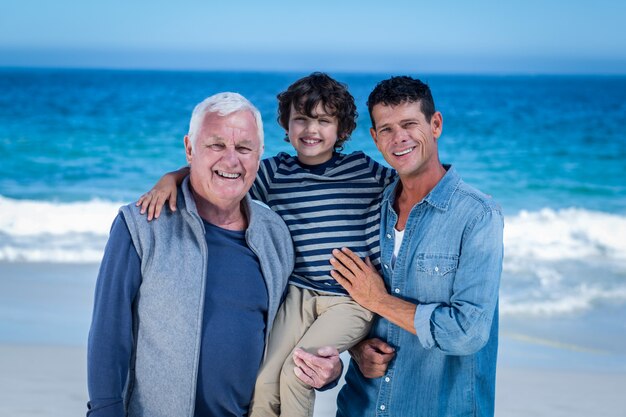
[331,76,504,417]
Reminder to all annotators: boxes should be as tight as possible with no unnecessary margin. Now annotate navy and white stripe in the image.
[250,151,396,294]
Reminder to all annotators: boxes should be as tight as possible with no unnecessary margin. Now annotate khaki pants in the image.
[249,285,374,417]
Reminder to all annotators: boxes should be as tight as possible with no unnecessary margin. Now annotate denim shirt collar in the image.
[382,164,460,212]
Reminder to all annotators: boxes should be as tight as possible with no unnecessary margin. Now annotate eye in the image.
[319,118,332,125]
[208,143,225,150]
[403,121,418,129]
[236,146,252,154]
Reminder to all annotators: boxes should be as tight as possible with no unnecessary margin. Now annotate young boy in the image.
[137,73,396,417]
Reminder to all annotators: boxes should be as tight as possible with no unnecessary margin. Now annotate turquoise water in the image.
[1,68,625,318]
[1,69,625,213]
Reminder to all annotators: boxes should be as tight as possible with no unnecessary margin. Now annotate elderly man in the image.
[331,76,504,417]
[86,92,338,417]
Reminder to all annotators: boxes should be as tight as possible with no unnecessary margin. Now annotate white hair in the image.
[188,92,264,152]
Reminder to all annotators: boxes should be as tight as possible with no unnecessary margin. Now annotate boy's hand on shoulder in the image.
[136,173,179,221]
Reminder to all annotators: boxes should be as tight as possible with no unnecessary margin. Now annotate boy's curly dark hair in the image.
[277,72,357,150]
[367,76,436,128]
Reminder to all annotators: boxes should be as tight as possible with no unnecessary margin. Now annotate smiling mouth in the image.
[216,170,241,179]
[393,147,415,156]
[301,137,322,145]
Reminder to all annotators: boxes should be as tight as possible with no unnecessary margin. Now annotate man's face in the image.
[185,110,262,207]
[370,101,442,179]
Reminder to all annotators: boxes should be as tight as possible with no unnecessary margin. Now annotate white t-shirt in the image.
[391,227,405,268]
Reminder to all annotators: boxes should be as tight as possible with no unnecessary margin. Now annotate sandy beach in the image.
[2,341,625,417]
[1,262,625,417]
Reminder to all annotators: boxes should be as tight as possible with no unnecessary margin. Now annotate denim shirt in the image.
[337,166,504,417]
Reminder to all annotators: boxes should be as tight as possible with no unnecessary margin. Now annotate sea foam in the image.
[0,195,123,263]
[1,196,625,316]
[501,208,626,316]
[504,207,626,262]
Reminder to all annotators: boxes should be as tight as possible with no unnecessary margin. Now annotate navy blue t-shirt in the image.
[195,220,268,416]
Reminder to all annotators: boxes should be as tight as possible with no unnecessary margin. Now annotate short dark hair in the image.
[277,72,357,150]
[367,76,436,128]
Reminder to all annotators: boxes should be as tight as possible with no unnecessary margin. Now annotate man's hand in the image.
[349,338,395,379]
[136,173,180,221]
[330,247,389,313]
[292,346,342,389]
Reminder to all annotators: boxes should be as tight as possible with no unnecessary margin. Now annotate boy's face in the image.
[287,102,339,165]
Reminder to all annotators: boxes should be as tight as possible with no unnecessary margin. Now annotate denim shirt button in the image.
[380,405,386,411]
[384,264,389,269]
[385,376,390,382]
[434,266,439,272]
[386,233,392,239]
[394,288,400,294]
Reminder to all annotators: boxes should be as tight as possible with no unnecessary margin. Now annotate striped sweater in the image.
[250,151,396,294]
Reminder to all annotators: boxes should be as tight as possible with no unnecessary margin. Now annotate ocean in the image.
[1,68,625,325]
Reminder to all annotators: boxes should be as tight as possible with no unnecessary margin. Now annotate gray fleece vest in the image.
[119,177,294,417]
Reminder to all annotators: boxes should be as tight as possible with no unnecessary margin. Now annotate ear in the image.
[431,112,443,140]
[257,145,264,168]
[184,135,193,164]
[370,127,378,146]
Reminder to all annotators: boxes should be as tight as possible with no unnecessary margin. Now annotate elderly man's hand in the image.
[349,338,395,379]
[292,346,342,389]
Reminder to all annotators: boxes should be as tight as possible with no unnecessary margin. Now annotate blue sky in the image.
[1,0,625,74]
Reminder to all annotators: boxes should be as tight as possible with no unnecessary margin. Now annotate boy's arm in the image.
[136,166,189,220]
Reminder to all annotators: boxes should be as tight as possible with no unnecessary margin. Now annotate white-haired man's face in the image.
[184,110,261,208]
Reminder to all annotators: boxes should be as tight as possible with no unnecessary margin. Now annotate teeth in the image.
[393,147,414,156]
[216,171,241,179]
[302,138,321,144]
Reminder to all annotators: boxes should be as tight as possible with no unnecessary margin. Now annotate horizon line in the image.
[2,65,626,78]
[2,46,626,76]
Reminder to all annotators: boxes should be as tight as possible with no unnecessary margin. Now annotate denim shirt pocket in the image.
[415,253,459,302]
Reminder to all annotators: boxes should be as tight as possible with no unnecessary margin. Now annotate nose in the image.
[304,119,319,134]
[391,128,408,144]
[222,147,239,166]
